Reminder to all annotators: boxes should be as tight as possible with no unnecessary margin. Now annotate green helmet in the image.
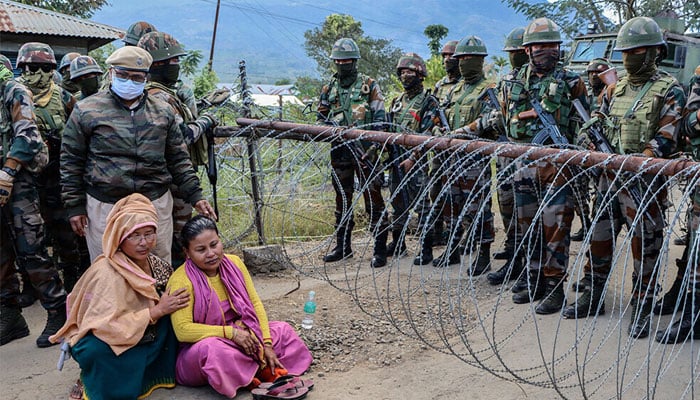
[59,52,81,73]
[453,35,488,57]
[503,27,525,51]
[0,54,12,71]
[330,38,361,60]
[16,42,56,68]
[613,17,665,51]
[123,21,158,46]
[522,18,562,46]
[440,40,459,55]
[586,57,613,73]
[137,32,186,62]
[396,52,427,77]
[70,55,103,80]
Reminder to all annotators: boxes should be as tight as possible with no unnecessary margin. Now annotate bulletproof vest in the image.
[389,89,426,133]
[33,85,67,162]
[605,72,676,154]
[447,77,493,129]
[507,65,574,142]
[434,76,459,103]
[327,74,374,127]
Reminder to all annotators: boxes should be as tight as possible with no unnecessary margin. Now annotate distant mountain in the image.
[92,0,530,83]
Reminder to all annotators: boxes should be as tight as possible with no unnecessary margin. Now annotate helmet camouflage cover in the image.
[0,54,12,71]
[330,38,361,60]
[123,21,158,45]
[16,42,57,67]
[441,40,459,55]
[503,27,525,51]
[70,55,103,80]
[586,57,613,73]
[137,31,187,62]
[453,35,488,57]
[396,52,427,77]
[522,17,562,46]
[59,52,81,72]
[614,16,665,51]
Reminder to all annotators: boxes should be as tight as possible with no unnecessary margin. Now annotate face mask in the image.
[150,64,180,86]
[622,48,657,85]
[399,73,422,94]
[22,69,54,92]
[79,76,100,97]
[61,69,80,93]
[458,57,484,82]
[509,51,529,70]
[529,48,559,73]
[111,72,146,100]
[588,74,604,94]
[336,61,358,88]
[444,58,459,76]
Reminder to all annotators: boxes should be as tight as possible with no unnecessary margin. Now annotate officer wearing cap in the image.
[60,46,217,264]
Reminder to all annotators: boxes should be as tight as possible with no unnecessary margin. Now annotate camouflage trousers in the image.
[689,183,700,283]
[583,171,667,297]
[1,170,66,310]
[514,159,575,278]
[388,157,431,232]
[496,155,516,250]
[170,185,193,269]
[433,152,494,244]
[330,143,388,233]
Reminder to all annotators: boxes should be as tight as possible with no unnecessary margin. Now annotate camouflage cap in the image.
[396,52,427,77]
[330,38,361,60]
[59,52,81,73]
[453,35,488,57]
[586,57,613,73]
[123,21,158,46]
[440,40,459,55]
[503,27,525,51]
[16,42,57,67]
[106,46,152,72]
[70,55,103,80]
[137,31,186,62]
[614,17,665,51]
[0,54,12,71]
[522,18,562,46]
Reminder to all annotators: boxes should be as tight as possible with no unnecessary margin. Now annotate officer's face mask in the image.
[79,75,101,97]
[150,63,180,86]
[622,47,657,85]
[111,70,146,100]
[529,47,559,73]
[22,66,54,93]
[509,51,529,70]
[458,57,484,82]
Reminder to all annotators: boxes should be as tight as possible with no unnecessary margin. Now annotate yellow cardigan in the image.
[167,254,272,344]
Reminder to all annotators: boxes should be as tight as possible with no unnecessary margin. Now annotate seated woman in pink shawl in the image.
[49,193,190,400]
[168,215,313,398]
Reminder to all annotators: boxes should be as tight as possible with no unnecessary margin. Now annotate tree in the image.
[88,42,115,71]
[275,78,292,85]
[18,0,109,18]
[181,49,203,78]
[424,55,446,90]
[293,76,323,103]
[424,24,449,57]
[193,67,219,99]
[491,55,509,79]
[303,14,403,90]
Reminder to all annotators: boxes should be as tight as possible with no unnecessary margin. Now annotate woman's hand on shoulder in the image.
[154,287,190,318]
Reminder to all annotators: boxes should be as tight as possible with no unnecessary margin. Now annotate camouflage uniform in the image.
[57,52,80,96]
[504,19,588,314]
[317,38,388,265]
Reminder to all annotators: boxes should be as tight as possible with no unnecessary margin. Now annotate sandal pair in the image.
[258,375,314,391]
[251,376,313,400]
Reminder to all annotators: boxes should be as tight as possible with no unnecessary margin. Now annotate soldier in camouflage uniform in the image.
[502,18,589,314]
[138,31,218,268]
[57,52,81,96]
[0,54,67,347]
[563,17,686,339]
[488,27,527,286]
[317,38,389,267]
[428,36,499,274]
[69,55,103,99]
[100,21,160,92]
[60,46,217,265]
[655,64,700,343]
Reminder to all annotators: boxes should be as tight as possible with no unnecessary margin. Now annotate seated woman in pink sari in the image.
[168,215,313,398]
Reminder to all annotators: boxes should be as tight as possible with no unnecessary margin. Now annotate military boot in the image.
[0,306,30,346]
[432,229,462,267]
[487,253,524,286]
[18,270,38,308]
[655,290,700,344]
[654,255,689,315]
[570,215,591,242]
[493,248,514,260]
[386,229,407,257]
[628,297,654,339]
[562,278,606,319]
[512,270,545,304]
[370,230,389,268]
[413,233,434,266]
[36,307,67,348]
[433,219,447,246]
[323,224,354,263]
[469,244,491,276]
[535,277,566,315]
[571,273,592,292]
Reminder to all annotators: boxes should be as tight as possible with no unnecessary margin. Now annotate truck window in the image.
[661,42,686,68]
[571,40,609,62]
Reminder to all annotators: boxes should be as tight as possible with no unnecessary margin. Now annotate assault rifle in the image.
[571,98,654,224]
[418,93,450,132]
[518,98,569,145]
[476,87,508,141]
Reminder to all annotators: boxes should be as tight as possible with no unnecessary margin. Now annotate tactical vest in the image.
[605,72,676,154]
[434,76,459,103]
[390,90,426,133]
[447,77,493,129]
[507,65,574,142]
[327,74,374,127]
[33,85,68,162]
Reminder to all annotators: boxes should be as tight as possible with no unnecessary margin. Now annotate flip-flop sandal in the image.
[69,379,83,400]
[251,381,309,400]
[258,375,314,391]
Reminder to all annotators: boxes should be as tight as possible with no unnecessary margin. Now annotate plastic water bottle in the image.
[301,291,316,329]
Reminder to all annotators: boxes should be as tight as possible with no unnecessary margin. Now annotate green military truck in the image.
[565,15,700,86]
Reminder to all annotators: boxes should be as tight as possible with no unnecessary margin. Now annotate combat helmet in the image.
[0,54,12,71]
[123,21,158,46]
[330,38,361,60]
[522,18,562,46]
[503,27,525,51]
[440,40,459,56]
[396,53,427,77]
[58,52,81,73]
[16,42,56,68]
[453,35,488,57]
[137,32,186,62]
[70,56,103,80]
[586,57,613,73]
[613,17,665,51]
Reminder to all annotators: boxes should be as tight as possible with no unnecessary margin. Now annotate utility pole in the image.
[207,0,221,71]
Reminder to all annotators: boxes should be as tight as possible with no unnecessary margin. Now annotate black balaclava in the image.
[623,47,658,86]
[399,70,423,98]
[529,47,559,74]
[336,60,358,88]
[509,50,529,70]
[79,75,101,97]
[458,57,484,84]
[444,57,460,80]
[150,64,181,86]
